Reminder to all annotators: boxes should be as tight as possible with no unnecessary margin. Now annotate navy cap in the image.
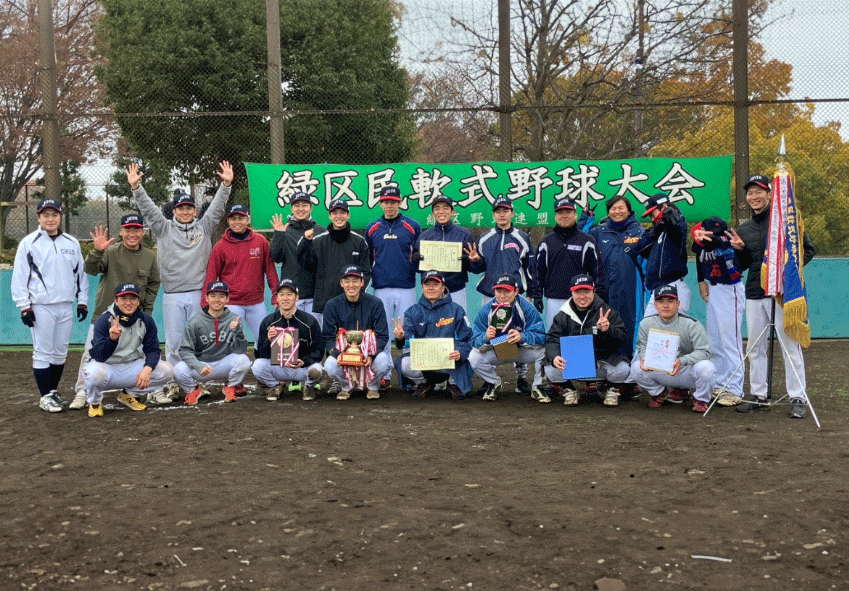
[340,264,364,279]
[555,197,577,212]
[570,274,595,291]
[744,174,771,192]
[206,281,229,294]
[172,191,195,208]
[328,199,350,212]
[276,278,299,294]
[642,193,671,218]
[115,282,140,297]
[37,198,62,214]
[379,186,402,202]
[227,204,249,217]
[654,284,679,300]
[493,274,518,290]
[492,196,514,211]
[431,195,454,209]
[121,214,144,228]
[701,216,729,236]
[291,191,312,204]
[421,270,445,284]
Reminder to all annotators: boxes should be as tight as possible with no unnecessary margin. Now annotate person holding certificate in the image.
[393,271,473,400]
[630,284,716,414]
[543,274,630,407]
[468,274,546,401]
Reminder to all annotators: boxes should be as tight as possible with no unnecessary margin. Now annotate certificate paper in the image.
[643,329,680,373]
[418,240,463,273]
[410,338,456,371]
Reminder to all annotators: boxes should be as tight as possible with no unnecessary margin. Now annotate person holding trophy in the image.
[321,265,391,400]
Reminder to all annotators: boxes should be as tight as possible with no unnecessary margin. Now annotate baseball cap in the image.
[701,216,729,236]
[206,280,230,295]
[421,270,445,284]
[172,191,195,208]
[276,278,299,294]
[37,198,62,214]
[340,264,364,279]
[493,274,518,291]
[290,191,312,204]
[743,174,771,192]
[555,197,577,212]
[379,186,402,202]
[570,274,595,291]
[227,204,249,217]
[431,195,454,209]
[492,196,514,211]
[641,193,671,218]
[120,214,144,228]
[115,282,140,297]
[654,284,679,300]
[328,199,350,212]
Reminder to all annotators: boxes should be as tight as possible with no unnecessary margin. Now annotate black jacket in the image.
[322,292,388,359]
[536,225,607,301]
[254,308,324,366]
[270,216,327,299]
[545,295,628,365]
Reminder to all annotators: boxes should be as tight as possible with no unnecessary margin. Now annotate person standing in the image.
[12,198,89,413]
[70,214,161,409]
[730,174,815,418]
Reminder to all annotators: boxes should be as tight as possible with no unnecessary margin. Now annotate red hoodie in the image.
[204,229,279,306]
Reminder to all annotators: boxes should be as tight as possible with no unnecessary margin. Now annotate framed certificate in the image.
[643,329,680,373]
[410,338,455,371]
[270,327,299,367]
[418,240,463,273]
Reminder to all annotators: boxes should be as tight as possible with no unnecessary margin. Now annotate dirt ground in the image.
[1,341,847,591]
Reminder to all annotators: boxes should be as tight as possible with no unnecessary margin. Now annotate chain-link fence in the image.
[2,0,847,258]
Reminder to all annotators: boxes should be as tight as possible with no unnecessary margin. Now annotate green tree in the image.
[95,0,414,184]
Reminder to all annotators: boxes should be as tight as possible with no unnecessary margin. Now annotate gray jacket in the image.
[133,183,230,293]
[178,307,248,373]
[636,313,711,367]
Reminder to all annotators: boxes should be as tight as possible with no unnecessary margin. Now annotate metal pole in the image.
[766,297,776,399]
[37,0,61,201]
[266,0,285,164]
[732,0,750,225]
[498,0,512,162]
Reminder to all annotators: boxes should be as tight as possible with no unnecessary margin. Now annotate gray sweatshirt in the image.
[132,183,230,293]
[636,313,711,366]
[178,307,248,373]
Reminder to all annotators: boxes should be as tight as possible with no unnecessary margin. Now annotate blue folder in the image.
[560,335,597,379]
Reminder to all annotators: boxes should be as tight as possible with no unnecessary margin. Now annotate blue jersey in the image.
[365,214,421,289]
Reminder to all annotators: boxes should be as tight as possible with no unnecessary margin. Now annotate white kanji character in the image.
[608,163,651,204]
[506,166,553,209]
[276,170,320,207]
[323,170,362,208]
[367,169,398,208]
[410,168,453,208]
[655,162,706,205]
[554,164,604,208]
[457,164,499,207]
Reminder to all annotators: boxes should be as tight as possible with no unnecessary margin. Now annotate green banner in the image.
[246,156,732,229]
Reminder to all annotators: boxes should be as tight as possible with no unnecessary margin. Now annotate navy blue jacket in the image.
[472,225,541,298]
[396,293,473,359]
[365,214,421,289]
[413,221,475,294]
[536,225,607,301]
[254,308,325,366]
[631,206,688,290]
[322,292,389,359]
[90,305,161,369]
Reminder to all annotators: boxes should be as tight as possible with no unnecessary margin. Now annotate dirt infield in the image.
[1,342,848,591]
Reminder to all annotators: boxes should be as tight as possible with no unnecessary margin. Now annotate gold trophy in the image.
[338,330,367,366]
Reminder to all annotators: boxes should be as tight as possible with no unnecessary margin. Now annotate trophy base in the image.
[338,353,366,367]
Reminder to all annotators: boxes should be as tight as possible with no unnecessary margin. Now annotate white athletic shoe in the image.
[147,390,173,405]
[39,392,64,413]
[69,390,88,410]
[562,388,579,406]
[603,388,619,407]
[265,385,283,401]
[715,391,743,406]
[530,386,552,403]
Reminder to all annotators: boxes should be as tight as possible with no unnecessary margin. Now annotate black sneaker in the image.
[448,384,466,400]
[790,398,807,419]
[411,382,432,400]
[515,377,532,396]
[482,382,501,401]
[737,397,770,413]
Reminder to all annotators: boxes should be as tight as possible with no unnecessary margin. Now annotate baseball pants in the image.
[468,346,545,387]
[705,282,745,395]
[399,356,473,395]
[644,278,691,316]
[297,298,322,327]
[544,359,631,385]
[630,357,716,402]
[545,298,568,332]
[30,302,74,369]
[173,354,252,393]
[448,288,467,315]
[163,290,202,366]
[83,359,174,405]
[746,297,808,401]
[374,287,417,352]
[74,323,96,394]
[226,302,268,343]
[324,352,392,392]
[251,358,324,387]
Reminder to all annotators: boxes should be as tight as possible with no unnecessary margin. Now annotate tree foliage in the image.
[95,0,415,184]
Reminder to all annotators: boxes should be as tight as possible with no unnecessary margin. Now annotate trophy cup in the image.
[338,330,367,367]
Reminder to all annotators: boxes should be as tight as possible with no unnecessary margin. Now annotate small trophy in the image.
[490,303,513,333]
[338,330,367,366]
[271,327,299,367]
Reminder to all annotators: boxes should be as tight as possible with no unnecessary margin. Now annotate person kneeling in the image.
[83,283,173,417]
[630,284,716,414]
[468,274,546,401]
[322,265,391,400]
[394,271,473,400]
[544,274,630,407]
[252,278,324,401]
[173,281,251,405]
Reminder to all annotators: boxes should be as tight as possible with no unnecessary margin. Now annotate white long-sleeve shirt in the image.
[12,228,88,309]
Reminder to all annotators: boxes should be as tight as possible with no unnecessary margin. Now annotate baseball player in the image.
[70,214,161,409]
[252,278,325,401]
[82,283,173,417]
[173,281,251,405]
[127,161,232,401]
[12,198,89,413]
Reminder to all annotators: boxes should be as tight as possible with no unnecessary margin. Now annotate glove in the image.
[534,298,545,313]
[77,305,88,322]
[21,309,35,327]
[411,252,424,263]
[661,206,681,226]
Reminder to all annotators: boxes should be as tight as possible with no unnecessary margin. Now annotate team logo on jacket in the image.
[435,317,455,327]
[504,243,520,252]
[249,247,261,258]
